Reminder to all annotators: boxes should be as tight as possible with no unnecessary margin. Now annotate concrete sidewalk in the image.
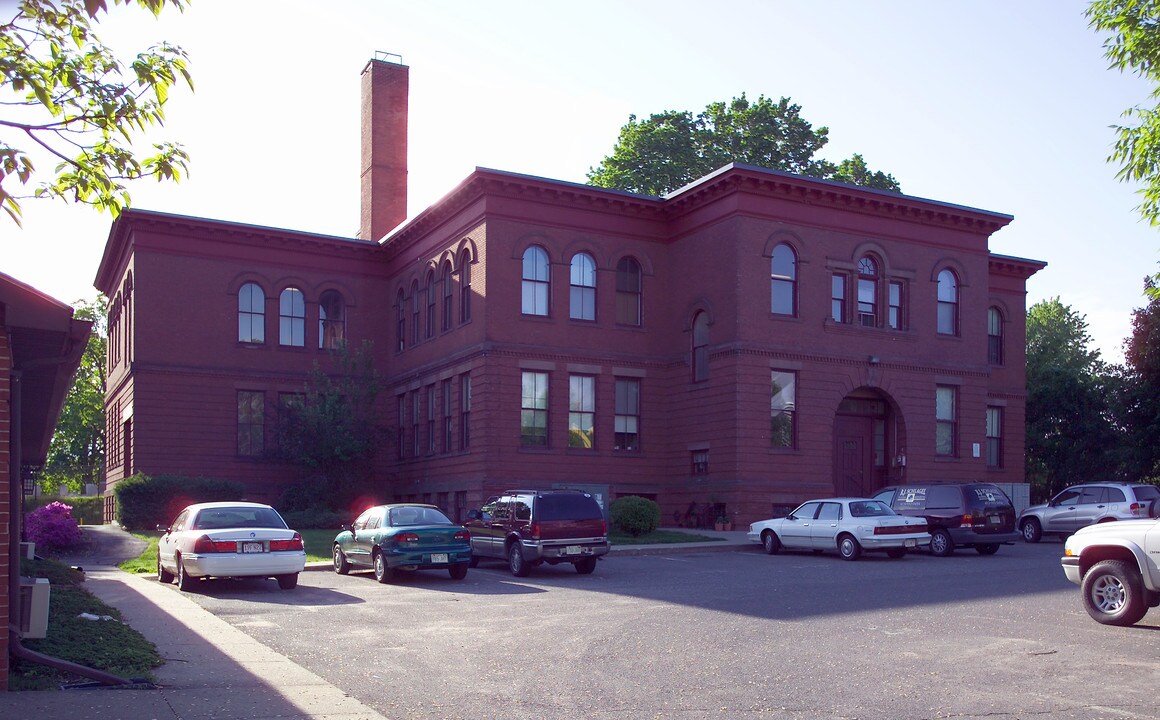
[1,524,754,718]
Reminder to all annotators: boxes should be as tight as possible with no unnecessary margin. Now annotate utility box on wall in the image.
[19,577,50,639]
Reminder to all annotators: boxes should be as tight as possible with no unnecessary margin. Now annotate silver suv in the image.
[1019,482,1160,542]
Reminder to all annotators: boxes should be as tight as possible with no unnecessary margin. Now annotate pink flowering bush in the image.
[25,501,83,551]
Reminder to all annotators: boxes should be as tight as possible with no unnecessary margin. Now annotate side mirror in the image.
[155,524,169,533]
[466,510,481,521]
[340,523,352,534]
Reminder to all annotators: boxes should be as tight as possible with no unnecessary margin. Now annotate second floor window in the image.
[279,288,305,347]
[988,306,1004,365]
[692,312,709,382]
[238,282,265,343]
[410,281,420,345]
[426,271,436,339]
[771,244,796,316]
[442,261,454,332]
[460,252,472,323]
[570,253,596,321]
[857,256,878,327]
[831,274,847,323]
[888,281,904,330]
[319,290,345,349]
[521,371,549,446]
[937,269,958,335]
[616,256,642,326]
[522,246,550,316]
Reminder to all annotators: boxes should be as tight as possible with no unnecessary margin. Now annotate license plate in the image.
[904,539,916,548]
[564,546,582,556]
[989,516,1001,525]
[431,553,448,564]
[241,542,264,553]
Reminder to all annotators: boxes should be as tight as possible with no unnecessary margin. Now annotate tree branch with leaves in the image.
[0,0,192,225]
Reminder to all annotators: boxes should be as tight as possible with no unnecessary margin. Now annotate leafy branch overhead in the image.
[0,0,192,225]
[587,94,901,196]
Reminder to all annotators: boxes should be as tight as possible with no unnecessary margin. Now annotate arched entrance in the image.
[833,388,903,497]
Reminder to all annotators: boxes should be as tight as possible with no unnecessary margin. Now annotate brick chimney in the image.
[360,54,408,241]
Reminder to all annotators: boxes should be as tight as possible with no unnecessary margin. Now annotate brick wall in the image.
[1,305,12,690]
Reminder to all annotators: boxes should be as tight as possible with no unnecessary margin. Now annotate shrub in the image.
[279,508,348,529]
[27,495,103,525]
[24,501,83,551]
[115,473,245,531]
[610,496,661,537]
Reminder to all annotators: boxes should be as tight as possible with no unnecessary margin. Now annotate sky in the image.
[4,0,1157,363]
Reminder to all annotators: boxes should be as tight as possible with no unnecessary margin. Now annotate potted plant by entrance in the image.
[715,514,732,531]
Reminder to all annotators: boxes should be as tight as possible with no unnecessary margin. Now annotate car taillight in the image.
[396,532,420,544]
[453,530,470,541]
[960,514,975,528]
[192,535,238,553]
[529,522,541,540]
[874,524,925,535]
[1130,502,1145,516]
[270,533,304,552]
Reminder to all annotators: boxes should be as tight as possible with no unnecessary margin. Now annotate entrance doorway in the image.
[832,390,899,496]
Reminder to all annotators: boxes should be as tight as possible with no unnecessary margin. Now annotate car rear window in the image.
[536,494,603,521]
[893,486,959,511]
[1132,485,1160,501]
[964,485,1012,511]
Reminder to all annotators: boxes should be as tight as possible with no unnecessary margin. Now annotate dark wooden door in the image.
[834,416,873,497]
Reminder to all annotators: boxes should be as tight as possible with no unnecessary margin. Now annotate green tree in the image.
[587,93,900,196]
[1113,275,1160,480]
[1087,0,1160,296]
[0,0,192,225]
[40,296,106,495]
[273,341,392,511]
[1025,298,1120,500]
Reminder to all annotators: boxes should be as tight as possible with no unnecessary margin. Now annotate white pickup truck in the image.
[1061,518,1160,626]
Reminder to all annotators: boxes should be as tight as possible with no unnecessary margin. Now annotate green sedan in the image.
[332,504,472,582]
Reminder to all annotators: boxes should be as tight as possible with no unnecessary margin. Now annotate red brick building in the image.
[96,57,1044,527]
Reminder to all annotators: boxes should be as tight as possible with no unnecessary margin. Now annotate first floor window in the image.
[770,370,796,448]
[442,378,453,453]
[237,391,264,456]
[986,406,1003,468]
[460,373,472,450]
[521,371,548,446]
[692,449,709,475]
[426,384,436,455]
[936,385,957,456]
[568,375,595,448]
[397,395,406,459]
[614,378,640,451]
[411,390,421,457]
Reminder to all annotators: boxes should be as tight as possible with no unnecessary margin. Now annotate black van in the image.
[873,483,1020,556]
[464,489,609,576]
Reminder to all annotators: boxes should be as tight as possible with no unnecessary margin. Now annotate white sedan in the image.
[748,498,930,560]
[157,501,306,591]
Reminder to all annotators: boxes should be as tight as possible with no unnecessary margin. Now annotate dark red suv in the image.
[464,489,609,576]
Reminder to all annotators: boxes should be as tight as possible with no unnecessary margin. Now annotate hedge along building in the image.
[95,56,1045,527]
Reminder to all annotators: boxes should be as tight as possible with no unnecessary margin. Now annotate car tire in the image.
[333,545,351,575]
[1081,559,1149,626]
[176,557,195,592]
[373,550,394,584]
[975,543,1000,555]
[838,534,862,561]
[448,562,469,580]
[276,573,298,590]
[574,557,597,574]
[929,529,954,557]
[157,556,175,584]
[1020,518,1042,543]
[468,554,479,568]
[508,543,529,577]
[886,548,906,559]
[761,531,781,555]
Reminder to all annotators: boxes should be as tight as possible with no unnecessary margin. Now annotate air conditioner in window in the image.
[858,313,876,327]
[19,577,50,639]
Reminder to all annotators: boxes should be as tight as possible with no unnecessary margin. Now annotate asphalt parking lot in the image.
[175,539,1158,720]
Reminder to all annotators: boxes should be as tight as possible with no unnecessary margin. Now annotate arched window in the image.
[771,244,796,316]
[459,251,472,323]
[238,282,265,343]
[410,280,420,345]
[319,290,345,349]
[857,256,878,327]
[441,260,453,331]
[279,288,305,347]
[396,288,406,351]
[692,311,709,382]
[937,269,958,335]
[425,269,436,339]
[570,252,596,321]
[615,256,642,326]
[987,306,1003,365]
[522,246,550,316]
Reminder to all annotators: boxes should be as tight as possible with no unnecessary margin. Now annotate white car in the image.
[1061,517,1160,626]
[157,501,306,591]
[748,498,930,560]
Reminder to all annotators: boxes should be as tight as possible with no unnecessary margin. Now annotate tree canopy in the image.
[1114,274,1160,479]
[0,0,192,225]
[587,94,900,196]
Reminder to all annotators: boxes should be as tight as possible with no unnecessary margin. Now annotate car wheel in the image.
[838,534,862,561]
[448,562,469,580]
[333,545,351,575]
[929,529,954,557]
[508,543,529,577]
[176,557,195,592]
[372,550,393,584]
[1020,518,1042,543]
[468,554,479,568]
[886,548,906,559]
[761,531,781,555]
[1081,559,1149,626]
[276,573,298,590]
[975,543,1000,555]
[574,557,597,574]
[157,555,175,584]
